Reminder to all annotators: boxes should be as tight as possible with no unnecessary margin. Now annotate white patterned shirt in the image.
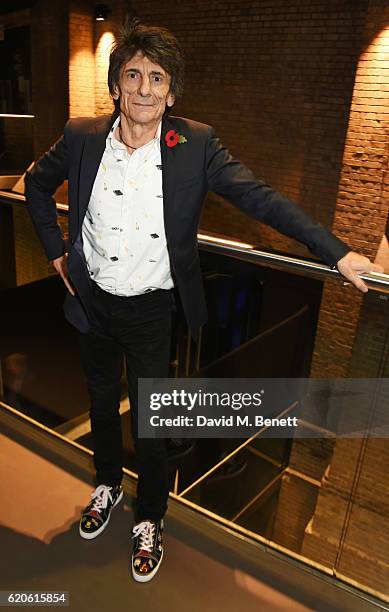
[81,115,174,295]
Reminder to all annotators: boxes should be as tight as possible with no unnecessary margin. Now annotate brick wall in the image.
[112,0,368,258]
[94,22,116,115]
[69,0,95,117]
[30,0,69,158]
[311,1,389,379]
[300,1,389,593]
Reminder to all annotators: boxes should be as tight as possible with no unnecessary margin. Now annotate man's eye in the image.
[153,76,162,82]
[129,72,138,78]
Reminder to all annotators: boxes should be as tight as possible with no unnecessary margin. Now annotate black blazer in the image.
[25,112,350,341]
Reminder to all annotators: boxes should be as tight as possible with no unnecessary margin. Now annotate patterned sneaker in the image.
[131,519,164,582]
[79,484,123,540]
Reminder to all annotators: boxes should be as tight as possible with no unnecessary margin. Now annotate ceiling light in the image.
[95,4,111,21]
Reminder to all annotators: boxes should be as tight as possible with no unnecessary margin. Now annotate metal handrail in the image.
[1,188,388,293]
[197,233,389,292]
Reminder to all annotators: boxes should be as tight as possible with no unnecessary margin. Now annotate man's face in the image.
[114,51,175,125]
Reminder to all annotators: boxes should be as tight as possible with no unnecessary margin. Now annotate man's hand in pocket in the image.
[52,253,76,296]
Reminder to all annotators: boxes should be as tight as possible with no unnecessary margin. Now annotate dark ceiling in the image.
[0,1,40,15]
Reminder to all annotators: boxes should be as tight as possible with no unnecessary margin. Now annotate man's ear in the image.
[166,92,175,107]
[113,86,120,100]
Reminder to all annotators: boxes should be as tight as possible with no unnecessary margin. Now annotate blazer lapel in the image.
[160,114,177,242]
[78,113,117,230]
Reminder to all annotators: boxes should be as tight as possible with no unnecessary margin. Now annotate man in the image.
[25,20,382,582]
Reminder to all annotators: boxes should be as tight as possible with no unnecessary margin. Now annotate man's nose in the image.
[138,76,151,96]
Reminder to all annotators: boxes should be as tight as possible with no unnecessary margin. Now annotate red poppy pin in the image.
[165,129,187,148]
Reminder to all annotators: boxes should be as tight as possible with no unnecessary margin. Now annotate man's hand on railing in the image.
[336,251,384,293]
[52,253,76,296]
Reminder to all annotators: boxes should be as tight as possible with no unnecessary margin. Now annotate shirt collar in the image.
[108,115,161,152]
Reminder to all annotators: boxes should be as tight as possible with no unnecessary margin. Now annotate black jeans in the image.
[78,279,174,523]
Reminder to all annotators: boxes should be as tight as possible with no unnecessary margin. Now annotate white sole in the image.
[79,489,123,540]
[131,548,163,583]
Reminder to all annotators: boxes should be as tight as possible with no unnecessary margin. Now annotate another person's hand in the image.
[335,251,384,293]
[52,253,76,296]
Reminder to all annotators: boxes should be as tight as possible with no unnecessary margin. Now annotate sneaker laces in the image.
[89,484,114,512]
[131,521,155,552]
